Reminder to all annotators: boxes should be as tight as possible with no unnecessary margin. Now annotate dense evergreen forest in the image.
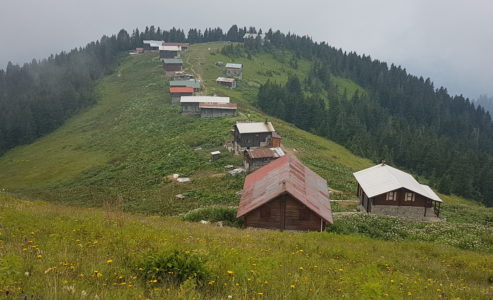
[227,30,493,206]
[2,25,492,206]
[476,95,493,115]
[0,25,242,155]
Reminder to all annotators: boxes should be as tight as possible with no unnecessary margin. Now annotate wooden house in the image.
[272,132,282,147]
[232,121,276,154]
[173,72,194,80]
[170,80,201,92]
[216,77,237,88]
[225,63,243,79]
[159,45,181,59]
[199,103,237,118]
[135,48,144,54]
[180,96,230,114]
[243,147,285,171]
[162,58,183,75]
[169,87,194,104]
[353,163,443,221]
[143,40,164,51]
[163,42,189,52]
[237,155,333,232]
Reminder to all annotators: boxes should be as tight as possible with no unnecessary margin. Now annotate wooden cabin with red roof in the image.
[237,155,333,232]
[169,87,194,104]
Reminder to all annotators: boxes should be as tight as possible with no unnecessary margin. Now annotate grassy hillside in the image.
[0,45,370,215]
[0,42,490,220]
[0,42,492,299]
[1,194,492,299]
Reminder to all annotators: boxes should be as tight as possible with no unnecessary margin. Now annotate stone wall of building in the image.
[370,205,437,221]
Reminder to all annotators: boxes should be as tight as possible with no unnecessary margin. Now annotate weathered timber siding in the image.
[234,131,272,148]
[244,194,323,231]
[373,188,432,207]
[160,51,180,59]
[181,103,200,114]
[171,92,193,104]
[200,108,236,118]
[164,64,182,72]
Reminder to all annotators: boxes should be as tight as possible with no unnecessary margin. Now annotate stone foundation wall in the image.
[370,205,436,221]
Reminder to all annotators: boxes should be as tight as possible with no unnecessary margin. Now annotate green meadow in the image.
[0,42,492,298]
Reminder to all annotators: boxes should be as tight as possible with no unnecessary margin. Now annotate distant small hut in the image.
[162,58,183,76]
[169,87,194,104]
[159,45,181,59]
[353,163,443,221]
[199,103,237,118]
[232,121,276,154]
[216,77,237,88]
[243,147,285,171]
[237,155,333,232]
[225,63,243,79]
[135,48,144,54]
[170,80,201,92]
[173,72,194,81]
[180,96,230,114]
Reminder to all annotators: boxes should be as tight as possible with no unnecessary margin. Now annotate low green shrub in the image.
[327,214,493,252]
[183,206,243,227]
[139,250,208,285]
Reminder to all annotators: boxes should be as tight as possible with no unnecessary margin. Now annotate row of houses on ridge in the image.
[144,41,444,232]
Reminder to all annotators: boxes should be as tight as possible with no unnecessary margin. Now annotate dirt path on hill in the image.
[183,51,205,94]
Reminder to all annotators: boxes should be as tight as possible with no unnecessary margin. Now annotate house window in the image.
[405,192,414,202]
[260,206,271,219]
[386,191,396,201]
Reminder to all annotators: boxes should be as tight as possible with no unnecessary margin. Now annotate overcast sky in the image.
[1,0,491,99]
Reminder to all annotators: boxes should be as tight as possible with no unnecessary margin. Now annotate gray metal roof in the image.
[353,164,442,202]
[226,63,243,69]
[216,77,236,83]
[180,96,230,104]
[170,80,201,89]
[161,58,183,64]
[143,40,165,47]
[235,121,275,134]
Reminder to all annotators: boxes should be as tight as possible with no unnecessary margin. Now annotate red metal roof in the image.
[237,155,333,224]
[169,87,194,94]
[272,132,282,139]
[198,103,237,110]
[245,148,276,159]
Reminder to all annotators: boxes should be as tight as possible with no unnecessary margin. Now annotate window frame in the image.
[386,191,397,201]
[405,192,415,202]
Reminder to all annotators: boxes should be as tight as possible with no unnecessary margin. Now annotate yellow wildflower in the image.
[106,259,113,264]
[290,284,296,289]
[227,270,234,275]
[257,292,264,295]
